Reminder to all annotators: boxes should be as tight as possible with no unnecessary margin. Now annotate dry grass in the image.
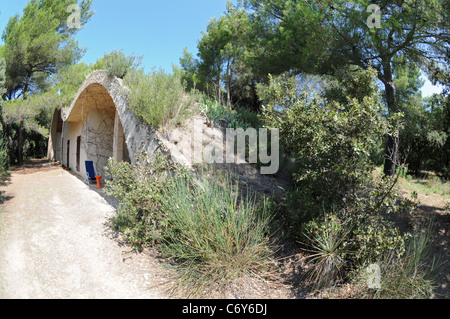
[398,172,450,210]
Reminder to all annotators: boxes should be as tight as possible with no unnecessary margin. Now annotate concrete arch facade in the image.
[48,70,168,179]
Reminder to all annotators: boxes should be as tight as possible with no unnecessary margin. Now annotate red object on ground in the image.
[95,176,102,189]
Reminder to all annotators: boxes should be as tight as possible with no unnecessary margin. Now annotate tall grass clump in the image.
[124,67,196,128]
[303,214,350,290]
[160,172,278,297]
[369,225,437,299]
[104,151,170,249]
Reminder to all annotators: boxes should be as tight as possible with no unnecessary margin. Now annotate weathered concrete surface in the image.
[83,106,115,177]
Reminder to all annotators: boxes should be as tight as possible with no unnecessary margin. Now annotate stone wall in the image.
[84,107,115,177]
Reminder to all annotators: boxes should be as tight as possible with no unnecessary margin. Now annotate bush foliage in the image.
[103,50,142,79]
[160,171,277,296]
[258,70,420,290]
[104,151,170,249]
[124,67,196,128]
[259,71,402,224]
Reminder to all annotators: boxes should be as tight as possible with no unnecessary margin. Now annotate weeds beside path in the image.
[397,175,450,299]
[0,160,165,299]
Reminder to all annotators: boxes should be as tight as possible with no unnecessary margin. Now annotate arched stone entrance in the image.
[61,82,130,177]
[48,70,182,180]
[48,71,141,179]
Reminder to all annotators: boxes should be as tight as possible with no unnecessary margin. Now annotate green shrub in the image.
[104,151,170,249]
[357,225,437,299]
[201,96,260,130]
[0,133,9,176]
[124,68,195,128]
[235,106,261,129]
[352,215,407,263]
[160,171,277,297]
[396,166,408,178]
[0,58,8,174]
[103,50,142,79]
[259,72,403,233]
[302,195,412,291]
[258,72,418,292]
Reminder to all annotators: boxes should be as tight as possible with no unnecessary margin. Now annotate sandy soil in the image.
[397,186,450,299]
[0,160,167,299]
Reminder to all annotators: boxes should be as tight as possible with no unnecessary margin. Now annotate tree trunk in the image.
[226,58,232,110]
[226,79,231,109]
[6,124,16,165]
[17,118,24,166]
[382,67,399,177]
[218,75,222,105]
[16,73,31,166]
[251,82,260,112]
[384,133,399,177]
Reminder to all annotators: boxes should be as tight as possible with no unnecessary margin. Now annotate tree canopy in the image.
[183,0,449,176]
[0,0,94,100]
[0,0,94,166]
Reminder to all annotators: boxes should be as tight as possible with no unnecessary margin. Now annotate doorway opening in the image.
[76,136,81,172]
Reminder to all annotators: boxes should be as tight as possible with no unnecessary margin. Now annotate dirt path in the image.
[0,161,165,299]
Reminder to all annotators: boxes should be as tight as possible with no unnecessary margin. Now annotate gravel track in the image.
[0,162,164,299]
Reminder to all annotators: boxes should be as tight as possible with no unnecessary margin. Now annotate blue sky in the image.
[0,0,444,97]
[0,0,229,72]
[74,0,229,72]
